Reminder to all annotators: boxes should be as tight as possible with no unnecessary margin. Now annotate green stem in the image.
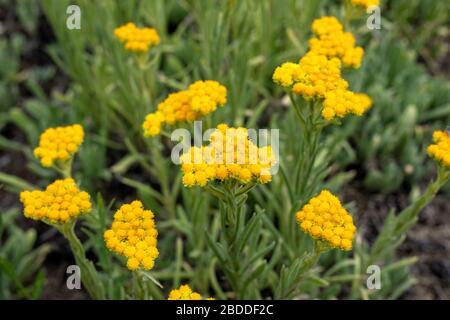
[213,182,250,299]
[53,157,73,179]
[395,167,449,235]
[278,240,328,299]
[58,221,105,299]
[132,271,145,300]
[370,166,450,263]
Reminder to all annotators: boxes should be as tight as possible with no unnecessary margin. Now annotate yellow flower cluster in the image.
[322,90,372,120]
[33,124,84,167]
[180,124,276,187]
[168,284,214,300]
[427,130,450,169]
[143,80,227,137]
[309,16,364,68]
[273,16,372,121]
[114,22,160,53]
[273,52,347,99]
[311,16,344,36]
[104,201,159,271]
[350,0,380,9]
[20,178,92,223]
[296,190,356,251]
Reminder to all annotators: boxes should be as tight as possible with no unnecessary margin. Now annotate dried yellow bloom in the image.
[296,190,356,251]
[114,22,160,53]
[309,16,364,68]
[350,0,380,9]
[20,178,92,223]
[33,124,84,167]
[273,52,346,99]
[322,90,372,120]
[180,124,276,187]
[168,284,214,300]
[143,80,227,137]
[427,130,450,169]
[104,201,158,271]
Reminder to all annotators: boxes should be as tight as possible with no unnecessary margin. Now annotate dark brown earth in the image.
[345,184,450,299]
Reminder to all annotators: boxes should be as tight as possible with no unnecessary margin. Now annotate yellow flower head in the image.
[427,130,450,169]
[143,80,227,137]
[311,16,344,36]
[179,124,277,187]
[33,124,84,167]
[20,178,92,223]
[322,90,372,120]
[104,201,159,271]
[167,284,214,300]
[296,190,356,251]
[309,17,364,68]
[273,52,346,99]
[350,0,380,9]
[114,22,160,53]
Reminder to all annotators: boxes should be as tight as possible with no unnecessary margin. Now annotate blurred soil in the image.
[345,185,450,299]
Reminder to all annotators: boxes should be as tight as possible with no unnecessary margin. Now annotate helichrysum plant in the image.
[104,200,159,271]
[273,15,372,206]
[10,0,450,302]
[178,123,276,298]
[19,124,105,299]
[168,284,214,300]
[143,80,227,136]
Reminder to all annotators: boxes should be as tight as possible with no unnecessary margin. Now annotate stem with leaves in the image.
[370,166,450,264]
[275,240,328,299]
[55,220,105,300]
[206,181,260,299]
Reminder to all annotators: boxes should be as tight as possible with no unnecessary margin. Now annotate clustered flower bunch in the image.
[296,190,356,251]
[309,16,364,68]
[350,0,380,9]
[427,130,450,169]
[168,284,214,300]
[104,201,159,271]
[114,22,160,53]
[180,124,276,187]
[273,16,372,121]
[33,124,84,167]
[20,178,92,223]
[143,80,227,136]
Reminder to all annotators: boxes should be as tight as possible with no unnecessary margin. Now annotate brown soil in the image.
[345,184,450,299]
